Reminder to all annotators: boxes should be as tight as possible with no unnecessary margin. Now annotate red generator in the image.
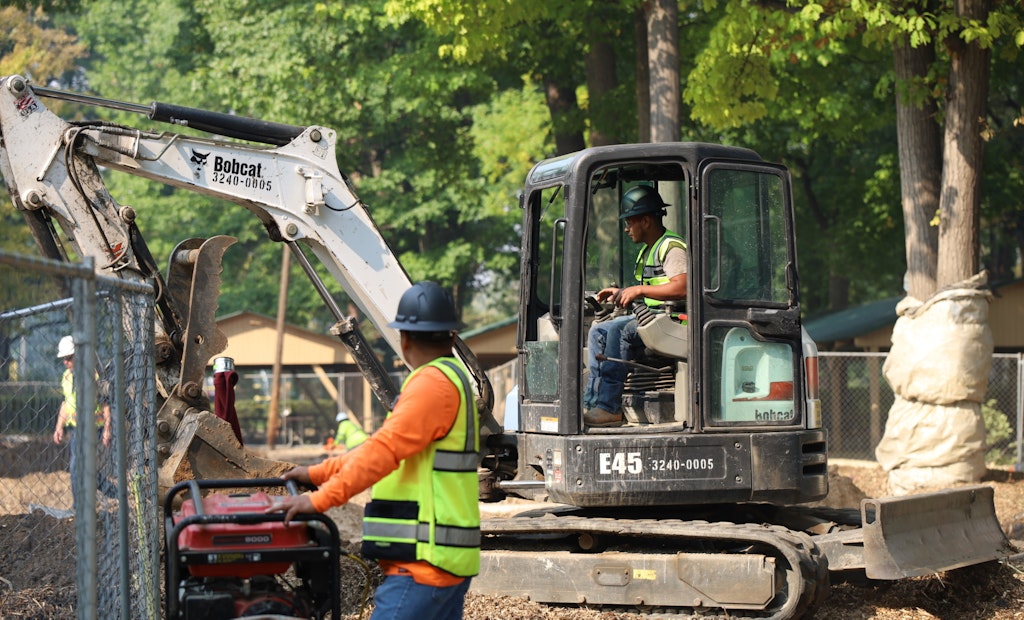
[164,478,341,620]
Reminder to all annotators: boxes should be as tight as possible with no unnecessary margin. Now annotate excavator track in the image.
[477,514,829,619]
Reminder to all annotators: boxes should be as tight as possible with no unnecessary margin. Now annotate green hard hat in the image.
[619,185,668,220]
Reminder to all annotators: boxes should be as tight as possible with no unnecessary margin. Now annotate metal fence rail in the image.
[820,352,1023,469]
[0,250,159,620]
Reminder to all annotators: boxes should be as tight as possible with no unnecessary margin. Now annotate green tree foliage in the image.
[387,0,643,149]
[0,7,88,256]
[56,0,531,332]
[0,6,85,83]
[463,83,554,323]
[8,0,1016,333]
[686,3,906,311]
[685,0,1024,312]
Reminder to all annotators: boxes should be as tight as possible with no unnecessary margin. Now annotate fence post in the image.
[868,354,882,448]
[1017,353,1023,472]
[74,257,98,620]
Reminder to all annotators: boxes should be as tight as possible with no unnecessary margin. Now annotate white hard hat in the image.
[335,411,349,422]
[57,335,75,359]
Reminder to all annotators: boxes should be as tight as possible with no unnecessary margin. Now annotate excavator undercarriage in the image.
[475,485,1010,618]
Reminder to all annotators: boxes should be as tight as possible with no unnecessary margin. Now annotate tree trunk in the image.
[646,0,679,143]
[543,75,586,155]
[634,8,650,143]
[893,38,941,300]
[585,3,620,147]
[585,38,618,146]
[936,0,991,287]
[881,0,994,491]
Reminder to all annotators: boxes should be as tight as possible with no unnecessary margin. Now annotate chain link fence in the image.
[0,250,159,620]
[820,352,1023,469]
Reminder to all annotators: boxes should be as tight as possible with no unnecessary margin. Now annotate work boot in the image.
[584,408,624,427]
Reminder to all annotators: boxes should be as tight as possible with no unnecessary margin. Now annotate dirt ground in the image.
[0,443,1021,619]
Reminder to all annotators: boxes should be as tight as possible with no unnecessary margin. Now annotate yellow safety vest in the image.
[61,369,103,428]
[634,231,686,309]
[361,357,481,577]
[335,419,368,450]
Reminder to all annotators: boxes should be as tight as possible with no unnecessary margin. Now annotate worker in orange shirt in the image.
[267,281,480,620]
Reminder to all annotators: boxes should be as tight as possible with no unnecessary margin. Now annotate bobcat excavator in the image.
[0,75,1011,618]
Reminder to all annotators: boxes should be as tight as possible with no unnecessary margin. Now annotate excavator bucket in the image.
[154,235,294,498]
[861,485,1013,579]
[158,409,295,499]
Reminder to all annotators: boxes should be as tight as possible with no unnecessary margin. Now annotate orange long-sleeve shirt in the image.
[307,364,466,586]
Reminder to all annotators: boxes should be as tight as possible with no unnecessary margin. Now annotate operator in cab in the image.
[267,281,480,620]
[584,186,687,427]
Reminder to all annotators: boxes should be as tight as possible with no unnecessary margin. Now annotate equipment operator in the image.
[584,186,688,427]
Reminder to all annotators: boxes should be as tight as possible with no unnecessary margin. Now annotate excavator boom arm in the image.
[0,75,493,493]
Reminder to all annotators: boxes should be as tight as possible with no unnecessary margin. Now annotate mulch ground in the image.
[1,451,1021,619]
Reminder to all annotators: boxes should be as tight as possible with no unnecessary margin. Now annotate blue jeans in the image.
[370,575,471,620]
[584,315,640,413]
[67,426,117,506]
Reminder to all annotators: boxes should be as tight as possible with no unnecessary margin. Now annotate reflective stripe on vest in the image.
[361,520,481,548]
[634,231,686,309]
[361,357,481,576]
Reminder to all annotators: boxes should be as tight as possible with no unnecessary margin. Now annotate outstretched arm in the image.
[53,402,68,444]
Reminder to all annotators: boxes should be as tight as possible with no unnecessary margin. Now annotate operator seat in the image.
[621,303,690,426]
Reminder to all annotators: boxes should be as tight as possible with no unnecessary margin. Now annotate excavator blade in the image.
[158,409,294,498]
[861,485,1013,579]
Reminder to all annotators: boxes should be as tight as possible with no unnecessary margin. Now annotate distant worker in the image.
[584,186,687,428]
[267,281,480,620]
[334,409,368,450]
[52,335,118,504]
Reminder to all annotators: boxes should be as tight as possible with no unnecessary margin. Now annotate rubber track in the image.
[481,515,829,620]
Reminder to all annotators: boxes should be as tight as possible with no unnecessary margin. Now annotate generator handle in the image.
[163,477,313,520]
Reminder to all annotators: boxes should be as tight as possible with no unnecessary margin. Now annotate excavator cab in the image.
[505,143,827,507]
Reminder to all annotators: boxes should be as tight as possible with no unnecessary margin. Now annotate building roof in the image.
[461,316,518,367]
[804,297,900,345]
[462,316,517,340]
[804,278,1024,351]
[215,311,355,366]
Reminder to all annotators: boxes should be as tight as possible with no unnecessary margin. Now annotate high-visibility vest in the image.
[634,231,686,309]
[361,357,481,577]
[334,419,368,450]
[61,369,103,428]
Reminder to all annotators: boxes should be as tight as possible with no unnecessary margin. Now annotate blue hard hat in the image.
[388,281,464,332]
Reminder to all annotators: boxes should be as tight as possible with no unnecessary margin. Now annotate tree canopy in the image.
[1,0,1022,334]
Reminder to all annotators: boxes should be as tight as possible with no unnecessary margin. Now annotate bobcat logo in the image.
[190,149,210,172]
